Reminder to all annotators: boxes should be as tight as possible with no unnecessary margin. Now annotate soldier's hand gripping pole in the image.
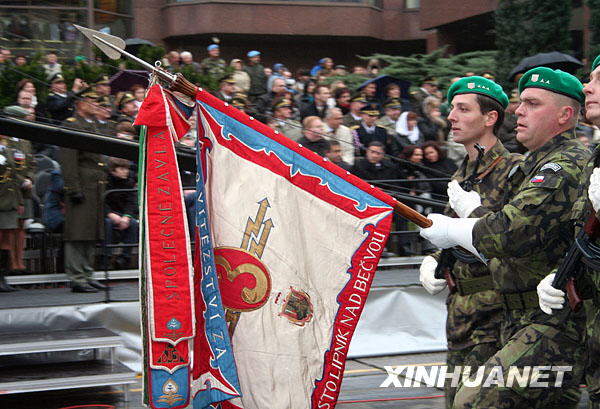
[433,144,486,291]
[552,210,600,311]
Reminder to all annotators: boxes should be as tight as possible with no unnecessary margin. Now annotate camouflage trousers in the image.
[453,308,586,409]
[445,342,500,409]
[586,301,600,408]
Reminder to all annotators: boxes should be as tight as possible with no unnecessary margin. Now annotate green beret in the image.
[447,76,509,109]
[518,67,584,105]
[593,54,600,72]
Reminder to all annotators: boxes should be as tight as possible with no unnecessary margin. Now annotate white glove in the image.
[537,273,565,315]
[589,168,600,213]
[419,255,447,295]
[419,214,481,258]
[448,180,482,218]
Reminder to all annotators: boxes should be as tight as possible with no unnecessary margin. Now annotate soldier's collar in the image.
[521,130,575,173]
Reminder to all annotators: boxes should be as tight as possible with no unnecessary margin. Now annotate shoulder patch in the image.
[508,164,519,179]
[540,163,562,172]
[531,175,545,183]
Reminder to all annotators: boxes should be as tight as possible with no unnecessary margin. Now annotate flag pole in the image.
[74,24,432,228]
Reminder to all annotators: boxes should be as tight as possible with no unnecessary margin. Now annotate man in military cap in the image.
[410,75,438,116]
[418,76,522,409]
[60,88,108,293]
[231,92,248,113]
[46,73,86,123]
[94,74,116,112]
[213,75,236,102]
[376,97,402,138]
[342,92,367,128]
[95,96,117,136]
[271,97,302,140]
[350,103,388,155]
[536,54,600,409]
[421,67,589,408]
[200,44,226,79]
[116,92,138,123]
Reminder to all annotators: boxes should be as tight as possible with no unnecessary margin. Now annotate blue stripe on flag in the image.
[197,101,390,212]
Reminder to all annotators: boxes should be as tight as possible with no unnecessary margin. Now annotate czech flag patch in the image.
[531,175,545,183]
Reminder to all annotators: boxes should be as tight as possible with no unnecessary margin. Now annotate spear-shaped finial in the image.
[73,24,198,97]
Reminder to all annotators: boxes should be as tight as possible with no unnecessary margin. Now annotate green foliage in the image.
[0,54,48,107]
[495,0,573,89]
[325,49,497,93]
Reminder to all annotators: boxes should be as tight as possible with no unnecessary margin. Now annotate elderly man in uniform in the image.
[60,89,108,293]
[418,76,522,408]
[421,67,589,408]
[270,97,302,141]
[537,55,600,409]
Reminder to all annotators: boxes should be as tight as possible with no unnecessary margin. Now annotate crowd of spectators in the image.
[1,43,599,289]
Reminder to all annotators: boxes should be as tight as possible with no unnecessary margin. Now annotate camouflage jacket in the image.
[569,144,600,292]
[473,130,590,294]
[436,140,523,350]
[200,57,226,79]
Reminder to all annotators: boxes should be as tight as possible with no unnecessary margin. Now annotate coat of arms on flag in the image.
[137,82,405,409]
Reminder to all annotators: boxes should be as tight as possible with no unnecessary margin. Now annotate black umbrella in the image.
[109,70,149,94]
[508,52,583,80]
[124,38,156,52]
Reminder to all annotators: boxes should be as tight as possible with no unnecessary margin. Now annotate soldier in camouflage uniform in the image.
[200,44,226,80]
[421,67,589,408]
[419,77,522,409]
[537,55,600,409]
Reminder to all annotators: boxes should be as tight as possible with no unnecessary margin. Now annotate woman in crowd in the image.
[130,84,146,110]
[421,140,457,199]
[392,111,423,155]
[334,87,351,115]
[418,96,448,143]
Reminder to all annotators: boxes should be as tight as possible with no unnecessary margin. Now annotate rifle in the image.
[552,209,600,311]
[434,144,486,291]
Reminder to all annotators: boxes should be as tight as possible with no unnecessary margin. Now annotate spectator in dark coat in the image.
[300,84,331,120]
[297,116,330,157]
[104,158,138,270]
[351,141,397,184]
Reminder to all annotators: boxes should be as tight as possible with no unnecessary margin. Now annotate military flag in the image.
[192,89,396,408]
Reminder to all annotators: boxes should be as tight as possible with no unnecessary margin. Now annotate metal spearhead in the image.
[73,24,176,84]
